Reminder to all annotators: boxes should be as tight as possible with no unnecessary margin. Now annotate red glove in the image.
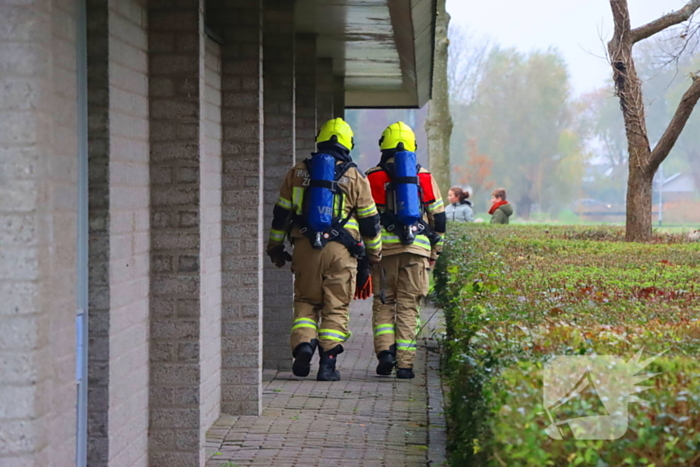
[355,275,372,300]
[354,256,373,300]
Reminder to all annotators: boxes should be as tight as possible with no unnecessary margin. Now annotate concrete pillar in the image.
[0,1,78,465]
[295,34,317,157]
[263,0,296,371]
[316,58,335,127]
[207,0,265,416]
[148,2,212,465]
[333,76,345,119]
[200,34,224,454]
[86,1,150,466]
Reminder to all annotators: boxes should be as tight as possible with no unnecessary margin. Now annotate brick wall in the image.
[86,0,151,465]
[200,36,223,442]
[49,0,80,463]
[262,0,295,371]
[295,34,317,158]
[148,1,207,465]
[0,1,77,466]
[207,0,264,416]
[104,0,151,453]
[86,0,112,461]
[316,58,335,127]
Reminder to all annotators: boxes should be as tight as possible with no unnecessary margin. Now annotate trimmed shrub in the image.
[435,225,700,466]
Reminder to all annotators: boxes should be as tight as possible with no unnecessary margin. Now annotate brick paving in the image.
[205,300,447,467]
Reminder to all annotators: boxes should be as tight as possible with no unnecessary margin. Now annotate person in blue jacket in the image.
[445,186,474,223]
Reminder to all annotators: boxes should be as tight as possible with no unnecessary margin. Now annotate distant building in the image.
[662,173,698,202]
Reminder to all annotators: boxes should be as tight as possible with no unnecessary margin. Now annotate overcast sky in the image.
[446,0,689,96]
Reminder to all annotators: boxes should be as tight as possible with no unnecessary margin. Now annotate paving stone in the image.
[204,300,447,466]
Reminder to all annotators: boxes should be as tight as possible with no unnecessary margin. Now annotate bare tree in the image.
[448,26,492,105]
[426,0,453,194]
[608,0,700,241]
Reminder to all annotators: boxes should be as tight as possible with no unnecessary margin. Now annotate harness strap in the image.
[377,162,430,245]
[309,179,339,192]
[392,176,418,185]
[296,158,364,256]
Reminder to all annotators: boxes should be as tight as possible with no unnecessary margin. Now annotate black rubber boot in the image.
[292,339,317,377]
[376,344,396,376]
[396,367,415,379]
[317,345,344,381]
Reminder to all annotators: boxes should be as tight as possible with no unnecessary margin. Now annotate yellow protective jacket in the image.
[267,157,382,262]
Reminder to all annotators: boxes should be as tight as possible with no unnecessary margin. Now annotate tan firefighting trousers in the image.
[290,238,358,352]
[371,253,430,368]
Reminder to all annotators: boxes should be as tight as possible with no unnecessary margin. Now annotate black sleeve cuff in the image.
[433,212,447,233]
[272,205,292,231]
[358,214,381,238]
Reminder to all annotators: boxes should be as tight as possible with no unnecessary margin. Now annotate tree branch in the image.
[609,0,632,50]
[650,74,700,172]
[631,0,700,43]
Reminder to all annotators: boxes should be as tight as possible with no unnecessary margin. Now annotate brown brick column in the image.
[316,58,335,126]
[295,34,317,158]
[334,76,345,120]
[147,2,208,465]
[263,0,295,371]
[207,0,265,416]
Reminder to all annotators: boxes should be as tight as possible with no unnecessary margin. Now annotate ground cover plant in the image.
[434,224,700,466]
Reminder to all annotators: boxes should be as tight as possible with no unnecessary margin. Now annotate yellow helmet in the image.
[316,118,355,150]
[379,121,417,152]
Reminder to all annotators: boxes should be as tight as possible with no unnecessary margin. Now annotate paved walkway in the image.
[205,300,446,467]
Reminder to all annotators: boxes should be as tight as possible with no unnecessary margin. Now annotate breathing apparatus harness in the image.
[294,152,365,259]
[379,152,441,247]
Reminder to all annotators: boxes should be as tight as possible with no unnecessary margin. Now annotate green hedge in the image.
[434,225,700,467]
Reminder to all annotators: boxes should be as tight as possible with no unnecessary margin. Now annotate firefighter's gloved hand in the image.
[355,257,373,300]
[355,275,372,300]
[267,245,292,268]
[367,252,382,265]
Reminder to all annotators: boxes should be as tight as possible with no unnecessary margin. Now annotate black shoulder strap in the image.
[380,162,420,186]
[379,162,394,179]
[304,158,355,194]
[335,161,356,181]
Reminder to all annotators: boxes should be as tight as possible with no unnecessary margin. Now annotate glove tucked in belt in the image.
[354,256,373,300]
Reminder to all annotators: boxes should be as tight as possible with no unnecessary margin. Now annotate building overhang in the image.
[294,0,436,109]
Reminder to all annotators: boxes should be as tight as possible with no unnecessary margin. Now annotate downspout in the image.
[75,0,89,464]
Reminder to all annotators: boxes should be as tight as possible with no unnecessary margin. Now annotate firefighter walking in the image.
[366,122,446,379]
[267,118,382,381]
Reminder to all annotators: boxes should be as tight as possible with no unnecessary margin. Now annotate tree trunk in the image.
[626,147,655,241]
[609,0,653,241]
[426,0,453,195]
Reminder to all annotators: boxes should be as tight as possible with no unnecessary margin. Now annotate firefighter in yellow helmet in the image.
[266,118,382,381]
[365,122,446,379]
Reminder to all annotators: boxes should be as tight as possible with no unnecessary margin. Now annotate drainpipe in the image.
[75,0,89,464]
